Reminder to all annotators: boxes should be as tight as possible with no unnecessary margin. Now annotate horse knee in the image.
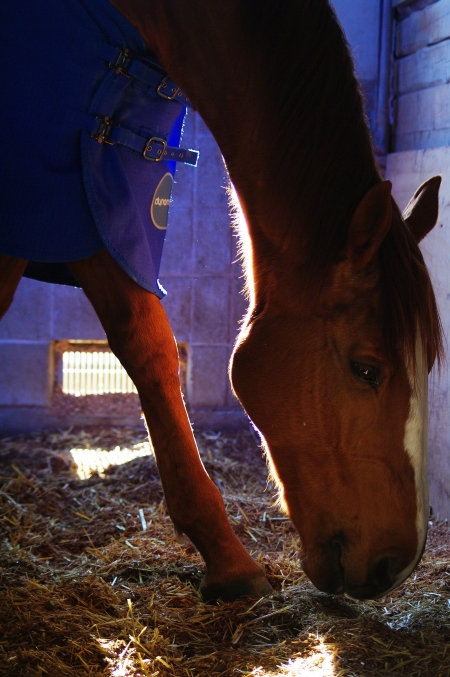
[107,322,180,393]
[85,281,180,394]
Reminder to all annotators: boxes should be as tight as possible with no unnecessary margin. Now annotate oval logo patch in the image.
[151,172,174,230]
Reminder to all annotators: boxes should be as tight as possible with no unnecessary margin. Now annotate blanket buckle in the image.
[157,78,181,101]
[143,137,167,162]
[109,48,132,77]
[91,116,116,145]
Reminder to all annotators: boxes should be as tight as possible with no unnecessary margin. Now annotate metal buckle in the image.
[109,48,131,77]
[90,116,116,145]
[157,77,180,100]
[143,137,167,162]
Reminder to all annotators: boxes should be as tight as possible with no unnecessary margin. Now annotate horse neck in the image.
[112,0,381,311]
[110,0,244,124]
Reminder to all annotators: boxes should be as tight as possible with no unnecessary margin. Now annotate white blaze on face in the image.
[395,338,429,587]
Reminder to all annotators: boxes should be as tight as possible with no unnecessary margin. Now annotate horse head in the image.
[231,176,442,599]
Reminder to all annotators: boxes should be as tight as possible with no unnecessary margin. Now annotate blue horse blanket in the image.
[0,0,196,297]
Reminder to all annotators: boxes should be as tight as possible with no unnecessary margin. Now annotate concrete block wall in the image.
[0,280,107,432]
[392,0,450,151]
[387,148,450,520]
[332,0,384,138]
[388,0,450,519]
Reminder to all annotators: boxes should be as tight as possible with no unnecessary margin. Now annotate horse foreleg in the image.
[68,249,271,601]
[0,255,28,320]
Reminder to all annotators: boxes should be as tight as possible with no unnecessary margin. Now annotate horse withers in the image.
[0,0,443,601]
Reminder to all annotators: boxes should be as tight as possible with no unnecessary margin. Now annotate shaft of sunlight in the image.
[70,441,153,480]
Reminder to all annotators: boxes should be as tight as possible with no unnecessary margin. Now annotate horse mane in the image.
[240,0,379,263]
[237,0,443,370]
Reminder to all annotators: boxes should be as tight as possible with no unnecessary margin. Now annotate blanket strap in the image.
[99,44,192,107]
[87,115,199,166]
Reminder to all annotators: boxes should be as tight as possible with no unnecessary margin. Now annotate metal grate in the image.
[62,351,137,396]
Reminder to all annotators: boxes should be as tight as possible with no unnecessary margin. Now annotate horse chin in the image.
[298,542,418,600]
[285,492,424,601]
[298,541,346,596]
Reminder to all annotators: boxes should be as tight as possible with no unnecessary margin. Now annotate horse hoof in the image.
[199,575,273,603]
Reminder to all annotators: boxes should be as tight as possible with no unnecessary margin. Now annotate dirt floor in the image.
[1,426,449,676]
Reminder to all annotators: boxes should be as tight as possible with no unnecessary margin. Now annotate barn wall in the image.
[0,280,109,432]
[332,0,383,136]
[386,148,450,520]
[386,0,450,519]
[392,0,450,152]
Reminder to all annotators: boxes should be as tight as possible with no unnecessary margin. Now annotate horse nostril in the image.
[370,556,400,591]
[326,538,345,594]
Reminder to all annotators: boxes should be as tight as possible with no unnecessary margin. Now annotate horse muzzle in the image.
[300,533,421,600]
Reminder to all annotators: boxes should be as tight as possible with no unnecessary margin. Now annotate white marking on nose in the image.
[395,339,429,587]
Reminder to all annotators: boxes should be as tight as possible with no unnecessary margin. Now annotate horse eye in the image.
[351,361,381,386]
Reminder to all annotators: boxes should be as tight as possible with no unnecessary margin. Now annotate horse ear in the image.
[346,181,392,269]
[403,175,441,243]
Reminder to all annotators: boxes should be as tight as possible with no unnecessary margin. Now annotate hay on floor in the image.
[0,426,449,676]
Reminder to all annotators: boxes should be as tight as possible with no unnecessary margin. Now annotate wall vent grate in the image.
[62,351,137,396]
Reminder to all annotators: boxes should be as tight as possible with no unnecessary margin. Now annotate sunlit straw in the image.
[251,642,336,676]
[70,442,153,480]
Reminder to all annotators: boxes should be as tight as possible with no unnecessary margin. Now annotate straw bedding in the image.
[1,426,449,676]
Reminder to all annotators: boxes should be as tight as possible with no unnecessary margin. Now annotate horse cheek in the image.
[230,334,290,440]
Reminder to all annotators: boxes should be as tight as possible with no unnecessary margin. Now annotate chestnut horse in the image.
[0,0,443,601]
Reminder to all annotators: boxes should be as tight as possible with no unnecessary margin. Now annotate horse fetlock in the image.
[200,574,273,603]
[169,519,273,603]
[199,562,272,603]
[201,534,269,582]
[168,501,268,584]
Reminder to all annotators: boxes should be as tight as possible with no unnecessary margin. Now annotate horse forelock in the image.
[378,204,443,377]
